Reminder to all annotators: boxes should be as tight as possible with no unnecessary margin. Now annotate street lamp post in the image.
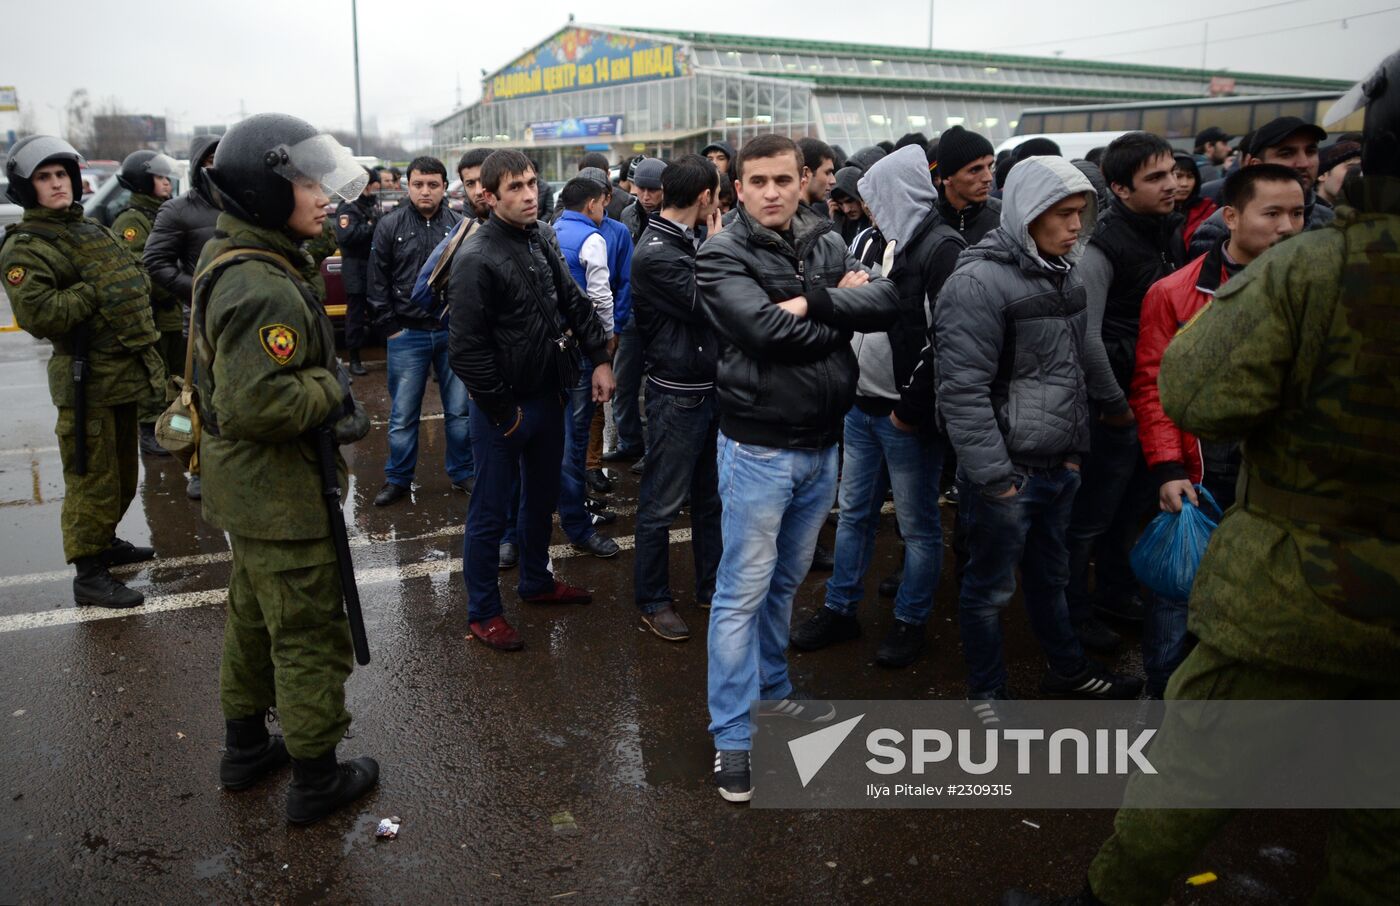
[352,0,364,155]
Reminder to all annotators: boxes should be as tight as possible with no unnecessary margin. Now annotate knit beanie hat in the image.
[937,126,995,178]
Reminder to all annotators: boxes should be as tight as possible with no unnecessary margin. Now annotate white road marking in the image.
[0,445,59,458]
[0,504,644,590]
[0,528,691,634]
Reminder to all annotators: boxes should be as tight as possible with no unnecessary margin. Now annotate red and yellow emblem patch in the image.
[122,227,138,242]
[5,266,24,287]
[259,324,299,365]
[338,214,351,229]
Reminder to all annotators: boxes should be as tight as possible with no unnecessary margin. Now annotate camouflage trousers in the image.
[1089,642,1400,905]
[56,403,139,563]
[138,329,184,425]
[220,534,353,761]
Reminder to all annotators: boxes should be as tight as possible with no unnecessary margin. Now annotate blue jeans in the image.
[825,408,944,625]
[1143,593,1190,696]
[1066,418,1148,621]
[707,435,837,751]
[634,390,722,614]
[957,466,1088,696]
[384,328,473,487]
[558,356,598,544]
[611,322,645,454]
[463,393,565,622]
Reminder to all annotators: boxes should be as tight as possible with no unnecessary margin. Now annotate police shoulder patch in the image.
[122,227,138,242]
[5,266,24,287]
[339,214,351,229]
[259,324,299,365]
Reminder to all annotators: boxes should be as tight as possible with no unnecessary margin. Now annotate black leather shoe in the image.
[348,354,367,376]
[498,543,519,570]
[101,538,156,568]
[452,477,475,495]
[638,605,690,642]
[570,534,620,558]
[790,606,861,651]
[373,482,409,507]
[602,445,642,463]
[585,468,614,494]
[1073,616,1122,654]
[1096,593,1147,625]
[875,619,926,668]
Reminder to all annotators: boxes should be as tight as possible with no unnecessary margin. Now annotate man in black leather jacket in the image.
[367,156,466,507]
[448,150,614,653]
[333,168,380,374]
[696,134,899,803]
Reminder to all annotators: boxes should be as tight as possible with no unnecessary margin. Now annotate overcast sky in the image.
[4,0,1392,143]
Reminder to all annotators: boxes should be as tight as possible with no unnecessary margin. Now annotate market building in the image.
[431,24,1351,177]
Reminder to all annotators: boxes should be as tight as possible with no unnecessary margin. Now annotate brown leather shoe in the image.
[469,616,524,651]
[639,605,690,642]
[521,580,592,605]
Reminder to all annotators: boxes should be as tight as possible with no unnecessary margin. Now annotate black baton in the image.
[315,426,370,665]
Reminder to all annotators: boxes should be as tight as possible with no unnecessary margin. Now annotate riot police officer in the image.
[197,113,377,823]
[1006,49,1400,906]
[112,149,183,456]
[0,136,163,608]
[334,167,380,375]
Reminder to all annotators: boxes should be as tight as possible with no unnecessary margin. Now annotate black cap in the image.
[937,125,995,179]
[1195,126,1230,147]
[1249,116,1327,156]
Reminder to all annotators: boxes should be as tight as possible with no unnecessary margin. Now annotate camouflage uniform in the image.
[112,192,184,423]
[196,212,354,761]
[1088,175,1400,905]
[0,204,163,562]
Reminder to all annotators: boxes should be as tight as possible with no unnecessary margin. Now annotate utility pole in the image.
[928,0,935,50]
[1201,22,1209,73]
[352,0,364,155]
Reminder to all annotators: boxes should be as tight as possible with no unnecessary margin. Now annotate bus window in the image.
[1090,109,1142,131]
[1252,100,1283,126]
[1203,103,1251,140]
[1019,113,1044,134]
[1318,99,1364,135]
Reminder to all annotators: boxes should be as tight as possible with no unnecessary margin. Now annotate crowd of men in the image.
[1,47,1396,901]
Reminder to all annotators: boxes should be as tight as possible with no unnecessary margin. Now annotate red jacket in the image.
[1181,197,1217,249]
[1130,243,1231,486]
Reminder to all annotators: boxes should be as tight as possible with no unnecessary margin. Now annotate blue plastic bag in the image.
[1130,485,1222,601]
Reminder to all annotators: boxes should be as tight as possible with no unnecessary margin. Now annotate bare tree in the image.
[90,98,152,161]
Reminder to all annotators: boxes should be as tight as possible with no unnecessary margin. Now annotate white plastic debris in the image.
[376,817,401,839]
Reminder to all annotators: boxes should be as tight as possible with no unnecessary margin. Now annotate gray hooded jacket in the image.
[853,146,941,401]
[934,156,1097,492]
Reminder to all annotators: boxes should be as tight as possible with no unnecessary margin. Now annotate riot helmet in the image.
[1325,49,1400,178]
[204,113,367,228]
[4,135,84,208]
[116,149,179,195]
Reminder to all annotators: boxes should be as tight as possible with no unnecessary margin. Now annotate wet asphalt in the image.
[0,296,1330,904]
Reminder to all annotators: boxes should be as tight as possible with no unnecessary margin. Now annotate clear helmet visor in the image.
[1324,53,1391,127]
[268,134,367,202]
[9,136,84,178]
[144,153,179,179]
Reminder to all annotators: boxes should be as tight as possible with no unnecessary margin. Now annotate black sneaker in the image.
[714,749,752,803]
[756,695,836,723]
[875,619,925,668]
[1072,616,1121,654]
[1040,663,1144,700]
[790,606,861,651]
[967,687,1013,727]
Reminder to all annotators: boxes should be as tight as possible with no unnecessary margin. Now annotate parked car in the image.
[0,180,22,229]
[82,170,187,227]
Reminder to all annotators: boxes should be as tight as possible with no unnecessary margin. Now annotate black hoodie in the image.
[144,134,221,303]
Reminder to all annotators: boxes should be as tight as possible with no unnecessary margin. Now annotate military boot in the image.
[348,352,367,377]
[73,556,144,608]
[220,712,290,790]
[100,537,156,568]
[139,422,170,456]
[286,750,380,825]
